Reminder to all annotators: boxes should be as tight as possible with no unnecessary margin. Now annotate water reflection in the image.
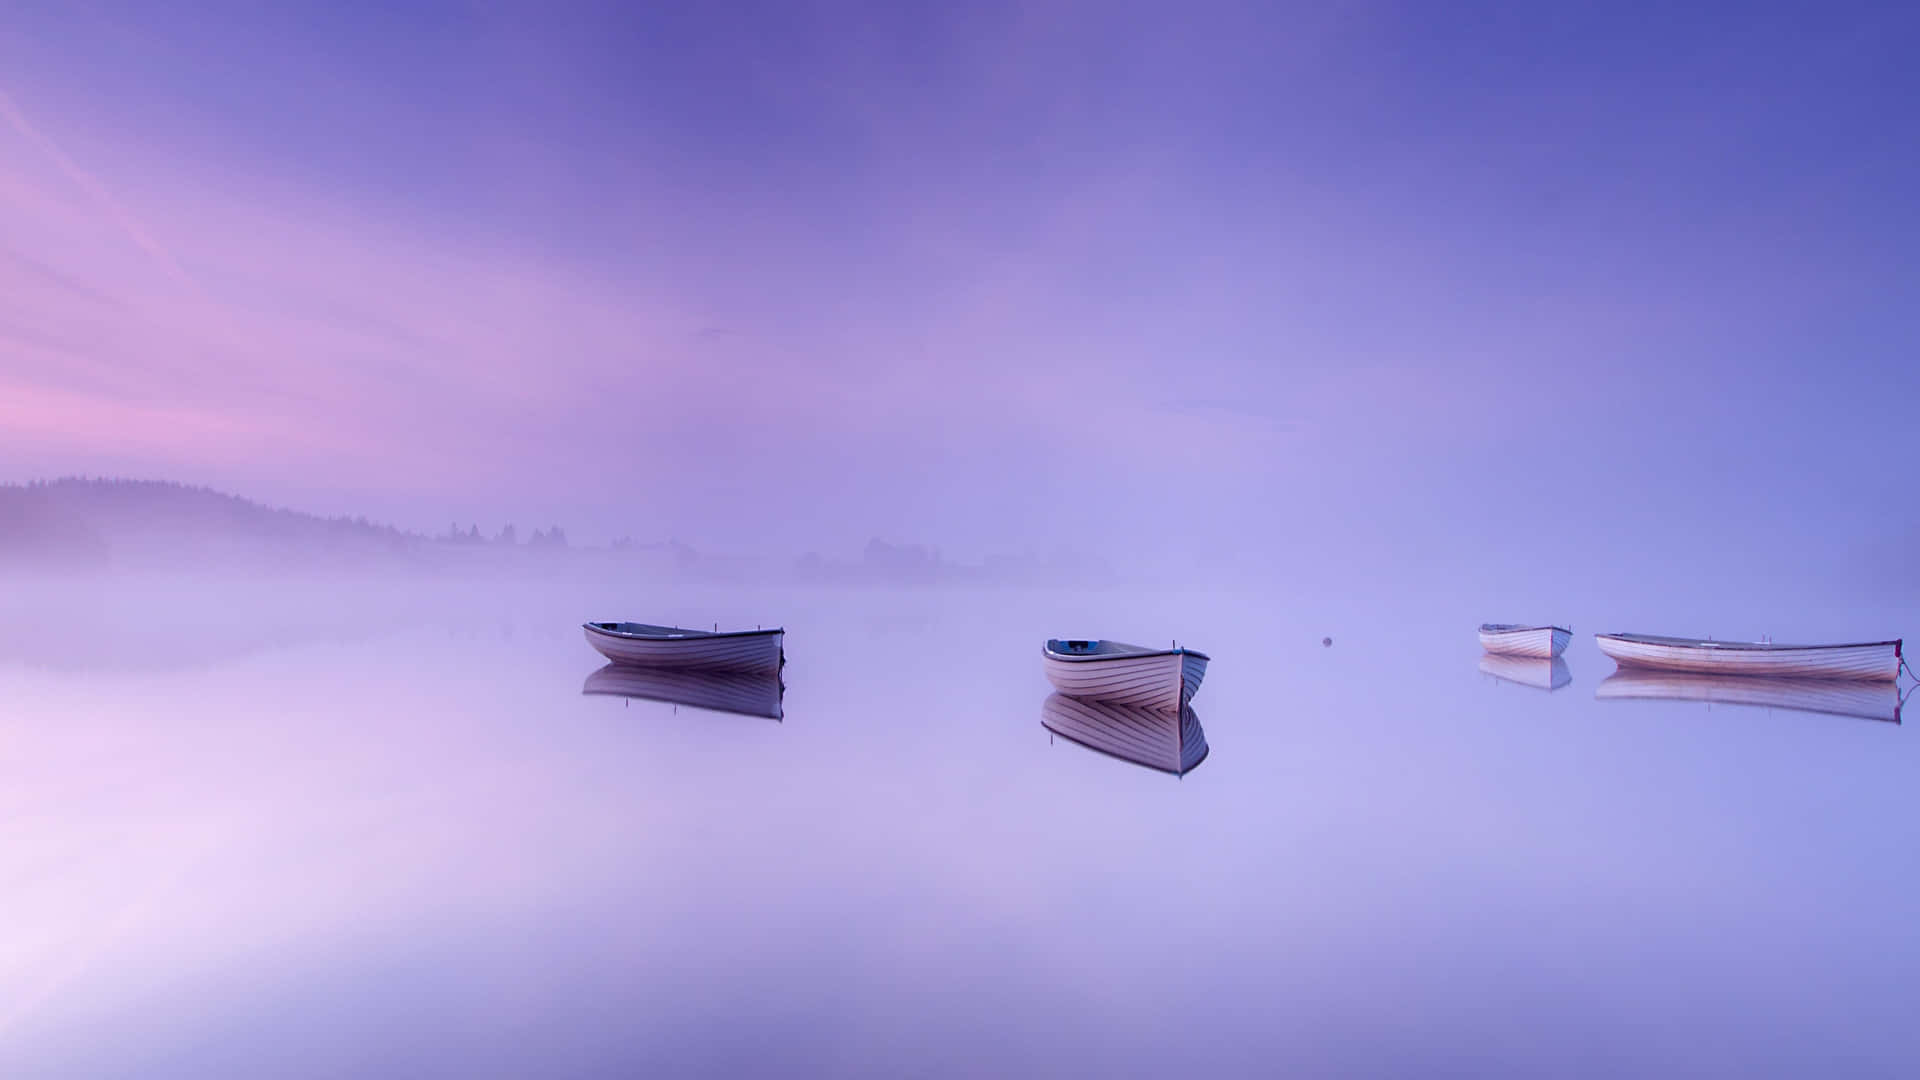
[1478,654,1573,692]
[0,618,377,674]
[1595,669,1903,725]
[1040,692,1209,776]
[581,663,785,720]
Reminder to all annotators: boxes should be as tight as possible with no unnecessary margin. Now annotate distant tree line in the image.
[0,477,706,571]
[0,477,417,568]
[436,521,569,548]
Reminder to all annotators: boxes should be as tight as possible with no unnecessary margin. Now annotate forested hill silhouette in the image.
[0,478,425,570]
[0,478,1114,584]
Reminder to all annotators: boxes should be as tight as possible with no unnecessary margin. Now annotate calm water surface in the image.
[3,577,1915,1077]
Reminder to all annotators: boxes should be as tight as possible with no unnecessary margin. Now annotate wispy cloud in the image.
[0,87,193,292]
[0,3,1911,560]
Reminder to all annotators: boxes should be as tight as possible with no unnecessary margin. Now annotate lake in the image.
[2,575,1914,1077]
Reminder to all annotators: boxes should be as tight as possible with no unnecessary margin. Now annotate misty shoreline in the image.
[0,478,1115,588]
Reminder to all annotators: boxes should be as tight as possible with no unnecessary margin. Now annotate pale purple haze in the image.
[5,6,1920,1076]
[2,2,1915,583]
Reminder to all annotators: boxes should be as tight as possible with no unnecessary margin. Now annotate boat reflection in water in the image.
[1479,654,1573,692]
[1596,670,1902,725]
[1041,692,1209,776]
[581,664,785,721]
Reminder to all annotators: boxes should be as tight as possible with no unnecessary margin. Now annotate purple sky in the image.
[1,2,1915,573]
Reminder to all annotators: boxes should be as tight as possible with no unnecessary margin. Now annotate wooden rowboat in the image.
[1042,639,1207,712]
[1479,623,1571,659]
[582,622,784,672]
[1041,693,1209,776]
[1478,654,1572,692]
[581,663,784,720]
[1595,632,1900,682]
[1595,669,1902,725]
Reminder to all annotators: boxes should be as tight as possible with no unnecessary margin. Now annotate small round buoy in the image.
[1322,636,1332,647]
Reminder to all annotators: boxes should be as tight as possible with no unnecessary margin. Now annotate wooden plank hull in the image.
[1042,647,1206,712]
[1596,633,1899,682]
[1478,625,1571,658]
[1041,693,1209,775]
[1478,654,1572,691]
[583,624,784,672]
[581,664,784,720]
[1596,670,1901,725]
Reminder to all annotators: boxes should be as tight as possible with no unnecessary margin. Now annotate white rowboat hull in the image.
[1479,625,1571,659]
[583,624,784,672]
[1042,650,1206,712]
[1596,634,1899,682]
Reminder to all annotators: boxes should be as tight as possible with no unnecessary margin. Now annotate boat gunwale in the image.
[583,622,785,641]
[1598,632,1901,653]
[1042,639,1211,663]
[1479,624,1572,636]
